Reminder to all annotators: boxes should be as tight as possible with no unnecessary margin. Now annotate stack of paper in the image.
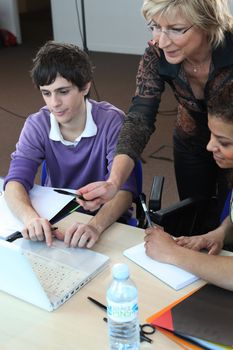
[0,184,73,240]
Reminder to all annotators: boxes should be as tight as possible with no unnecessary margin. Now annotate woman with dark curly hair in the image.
[145,82,233,291]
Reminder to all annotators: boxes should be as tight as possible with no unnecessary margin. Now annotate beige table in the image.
[0,212,205,350]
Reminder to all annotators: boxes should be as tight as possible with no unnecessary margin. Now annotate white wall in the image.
[230,0,233,14]
[50,0,151,55]
[0,0,21,43]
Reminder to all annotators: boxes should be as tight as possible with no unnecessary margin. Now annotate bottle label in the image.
[107,298,138,322]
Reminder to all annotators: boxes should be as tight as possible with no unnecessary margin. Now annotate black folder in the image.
[148,284,233,347]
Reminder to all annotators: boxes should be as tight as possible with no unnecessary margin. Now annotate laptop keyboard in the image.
[24,251,86,298]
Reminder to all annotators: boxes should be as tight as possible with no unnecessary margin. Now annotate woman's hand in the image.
[175,229,225,255]
[144,226,177,263]
[77,180,118,211]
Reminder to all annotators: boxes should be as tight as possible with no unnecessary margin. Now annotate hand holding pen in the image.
[22,222,59,247]
[139,194,154,227]
[8,226,58,243]
[54,188,99,212]
[54,189,87,200]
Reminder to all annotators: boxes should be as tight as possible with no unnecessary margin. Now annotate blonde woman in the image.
[79,0,233,232]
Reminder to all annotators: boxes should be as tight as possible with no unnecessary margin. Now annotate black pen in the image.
[7,226,58,243]
[139,194,153,227]
[7,231,23,242]
[87,296,107,311]
[54,189,87,201]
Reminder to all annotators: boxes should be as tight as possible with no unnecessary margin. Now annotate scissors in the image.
[87,296,156,343]
[140,323,156,343]
[102,318,156,343]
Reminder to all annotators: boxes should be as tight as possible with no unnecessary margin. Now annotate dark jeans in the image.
[173,132,229,231]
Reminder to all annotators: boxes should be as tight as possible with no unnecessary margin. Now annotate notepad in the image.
[123,242,199,290]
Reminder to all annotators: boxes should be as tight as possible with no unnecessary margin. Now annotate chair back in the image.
[150,196,216,236]
[127,160,145,227]
[220,191,231,223]
[41,161,47,186]
[148,176,224,236]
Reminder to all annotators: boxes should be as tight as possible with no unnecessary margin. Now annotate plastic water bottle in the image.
[106,263,140,350]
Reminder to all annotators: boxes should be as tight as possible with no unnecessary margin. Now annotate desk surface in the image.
[0,212,205,350]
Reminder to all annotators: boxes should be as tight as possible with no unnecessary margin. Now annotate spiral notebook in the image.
[123,242,199,290]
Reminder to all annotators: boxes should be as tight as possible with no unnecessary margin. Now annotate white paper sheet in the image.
[0,184,73,240]
[0,177,4,191]
[124,242,199,290]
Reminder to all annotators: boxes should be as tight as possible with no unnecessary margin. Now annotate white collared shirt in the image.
[49,99,97,146]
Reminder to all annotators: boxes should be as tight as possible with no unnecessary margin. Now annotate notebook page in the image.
[0,185,72,240]
[124,242,199,290]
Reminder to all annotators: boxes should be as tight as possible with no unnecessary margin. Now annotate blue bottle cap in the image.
[112,263,129,280]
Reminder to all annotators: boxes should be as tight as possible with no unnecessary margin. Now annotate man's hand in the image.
[22,217,59,247]
[77,180,118,211]
[54,222,101,249]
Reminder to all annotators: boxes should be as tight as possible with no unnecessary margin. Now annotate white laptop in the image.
[0,238,109,311]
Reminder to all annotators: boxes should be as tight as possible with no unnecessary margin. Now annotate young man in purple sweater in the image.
[4,41,137,248]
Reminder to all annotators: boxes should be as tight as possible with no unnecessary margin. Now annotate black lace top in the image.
[116,32,233,161]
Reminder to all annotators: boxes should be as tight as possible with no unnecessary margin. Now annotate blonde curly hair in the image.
[142,0,233,48]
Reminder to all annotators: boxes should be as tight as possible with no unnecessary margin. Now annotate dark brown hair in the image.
[208,82,233,123]
[208,82,233,187]
[31,41,93,97]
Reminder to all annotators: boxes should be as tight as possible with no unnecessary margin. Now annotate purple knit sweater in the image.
[4,100,137,198]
